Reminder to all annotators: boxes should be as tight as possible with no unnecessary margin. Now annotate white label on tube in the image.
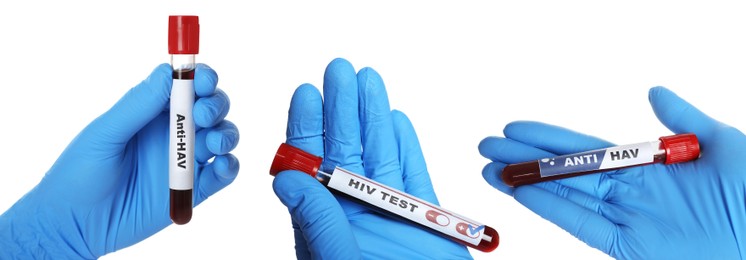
[327,167,486,246]
[598,142,656,169]
[169,79,194,190]
[539,141,657,177]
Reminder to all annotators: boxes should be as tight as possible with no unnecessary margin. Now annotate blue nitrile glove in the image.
[272,58,473,259]
[479,86,745,259]
[0,63,240,259]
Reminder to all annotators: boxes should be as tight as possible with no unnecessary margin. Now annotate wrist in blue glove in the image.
[0,63,240,259]
[479,86,745,259]
[272,58,473,259]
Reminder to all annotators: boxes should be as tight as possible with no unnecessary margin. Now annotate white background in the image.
[1,1,744,259]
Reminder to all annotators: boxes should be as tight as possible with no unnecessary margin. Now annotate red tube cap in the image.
[169,15,200,54]
[660,133,700,164]
[269,143,323,177]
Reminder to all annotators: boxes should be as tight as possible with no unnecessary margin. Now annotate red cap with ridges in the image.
[269,143,323,177]
[168,15,199,54]
[660,133,700,164]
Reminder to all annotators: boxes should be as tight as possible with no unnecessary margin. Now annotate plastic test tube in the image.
[501,133,700,187]
[269,143,500,252]
[168,15,199,225]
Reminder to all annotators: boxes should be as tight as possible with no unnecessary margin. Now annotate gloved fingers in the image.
[272,170,362,259]
[87,63,172,146]
[548,173,613,200]
[482,161,514,196]
[194,88,230,129]
[286,84,325,157]
[503,121,615,155]
[478,136,556,163]
[593,202,638,228]
[291,220,313,260]
[358,67,405,190]
[531,181,608,214]
[477,137,551,194]
[479,136,613,198]
[283,85,330,258]
[194,154,239,206]
[322,58,364,174]
[483,159,614,200]
[195,120,239,163]
[194,63,218,97]
[286,73,366,215]
[205,120,239,155]
[648,86,723,143]
[195,128,213,163]
[495,121,621,197]
[591,170,643,208]
[348,214,470,257]
[391,110,439,204]
[513,185,617,255]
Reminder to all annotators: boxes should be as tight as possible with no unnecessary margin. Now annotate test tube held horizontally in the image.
[269,143,500,252]
[501,133,700,187]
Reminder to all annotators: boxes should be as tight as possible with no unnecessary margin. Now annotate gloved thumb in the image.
[272,170,362,259]
[649,86,723,142]
[85,63,172,146]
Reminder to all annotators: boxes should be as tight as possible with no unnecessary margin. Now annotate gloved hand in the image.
[479,86,745,259]
[0,63,240,259]
[272,58,473,259]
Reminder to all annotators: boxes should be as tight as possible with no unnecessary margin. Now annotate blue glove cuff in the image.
[0,191,94,259]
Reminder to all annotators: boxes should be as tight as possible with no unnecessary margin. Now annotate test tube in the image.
[269,143,499,252]
[168,15,199,225]
[501,133,700,187]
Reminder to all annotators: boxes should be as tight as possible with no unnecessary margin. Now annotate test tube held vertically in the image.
[168,15,199,225]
